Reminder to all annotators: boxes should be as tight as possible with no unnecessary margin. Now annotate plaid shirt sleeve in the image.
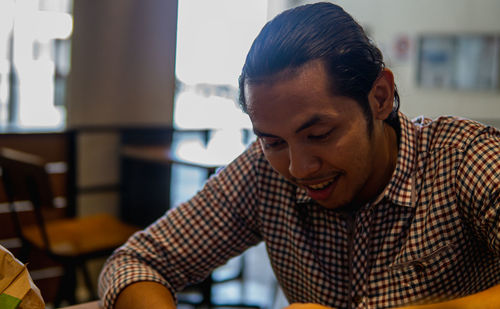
[98,142,264,309]
[456,125,500,254]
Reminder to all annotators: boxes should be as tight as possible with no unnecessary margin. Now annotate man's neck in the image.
[351,121,398,212]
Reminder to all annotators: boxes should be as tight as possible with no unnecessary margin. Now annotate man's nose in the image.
[288,146,321,179]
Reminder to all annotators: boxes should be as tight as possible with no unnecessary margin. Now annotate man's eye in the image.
[261,138,285,149]
[308,128,334,140]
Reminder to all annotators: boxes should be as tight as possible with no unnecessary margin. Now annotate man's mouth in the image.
[306,178,336,190]
[302,174,341,201]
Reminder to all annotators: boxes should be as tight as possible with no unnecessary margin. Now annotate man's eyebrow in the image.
[295,114,329,133]
[253,128,278,138]
[253,114,334,137]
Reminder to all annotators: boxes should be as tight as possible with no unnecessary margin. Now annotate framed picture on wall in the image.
[417,34,500,90]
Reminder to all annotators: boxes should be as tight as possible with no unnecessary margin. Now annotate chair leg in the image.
[54,264,77,307]
[80,263,98,300]
[201,275,213,308]
[18,241,32,263]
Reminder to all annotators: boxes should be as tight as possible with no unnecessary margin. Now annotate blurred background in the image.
[0,0,499,308]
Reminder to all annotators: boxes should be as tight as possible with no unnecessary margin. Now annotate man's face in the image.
[245,61,393,210]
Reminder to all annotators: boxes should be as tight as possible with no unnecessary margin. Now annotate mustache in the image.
[292,171,343,184]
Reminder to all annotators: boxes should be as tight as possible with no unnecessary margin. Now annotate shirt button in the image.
[413,261,425,273]
[353,295,363,304]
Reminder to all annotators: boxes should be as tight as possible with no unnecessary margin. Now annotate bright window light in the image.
[1,0,72,129]
[175,0,268,86]
[35,11,73,42]
[173,0,267,165]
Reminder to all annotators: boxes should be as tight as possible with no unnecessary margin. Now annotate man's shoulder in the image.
[230,140,278,178]
[412,115,497,152]
[240,140,267,166]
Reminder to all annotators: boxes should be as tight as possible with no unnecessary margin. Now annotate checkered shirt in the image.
[99,112,500,309]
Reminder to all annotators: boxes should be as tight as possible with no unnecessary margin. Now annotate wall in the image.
[67,0,177,127]
[290,0,500,128]
[66,0,178,217]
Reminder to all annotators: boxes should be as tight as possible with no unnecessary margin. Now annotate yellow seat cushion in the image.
[22,214,138,257]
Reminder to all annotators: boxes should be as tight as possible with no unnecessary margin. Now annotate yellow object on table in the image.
[0,244,45,309]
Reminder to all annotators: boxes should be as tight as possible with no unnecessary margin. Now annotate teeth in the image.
[307,179,334,190]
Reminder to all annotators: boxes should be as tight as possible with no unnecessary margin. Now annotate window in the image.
[0,0,72,130]
[171,0,267,205]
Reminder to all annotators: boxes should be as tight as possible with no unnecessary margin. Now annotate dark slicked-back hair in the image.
[238,2,400,129]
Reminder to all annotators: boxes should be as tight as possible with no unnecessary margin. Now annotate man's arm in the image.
[114,282,176,309]
[98,143,263,308]
[457,127,500,253]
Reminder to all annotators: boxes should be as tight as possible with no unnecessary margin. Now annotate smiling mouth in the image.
[301,174,341,201]
[307,179,336,190]
[303,174,340,191]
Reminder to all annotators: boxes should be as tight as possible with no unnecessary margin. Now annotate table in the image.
[121,144,220,174]
[59,300,101,309]
[120,144,222,226]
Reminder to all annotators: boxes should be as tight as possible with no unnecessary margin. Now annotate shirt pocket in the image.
[388,242,459,291]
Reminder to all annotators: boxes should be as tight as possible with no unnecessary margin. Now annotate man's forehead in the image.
[245,60,326,86]
[244,61,329,100]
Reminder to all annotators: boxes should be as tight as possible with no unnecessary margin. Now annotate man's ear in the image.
[368,68,395,120]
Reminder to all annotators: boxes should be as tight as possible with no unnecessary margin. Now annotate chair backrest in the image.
[0,148,55,249]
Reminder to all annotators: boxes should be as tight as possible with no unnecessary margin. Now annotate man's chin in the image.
[315,199,347,210]
[316,198,360,214]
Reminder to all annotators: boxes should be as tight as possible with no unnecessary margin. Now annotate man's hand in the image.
[114,281,176,309]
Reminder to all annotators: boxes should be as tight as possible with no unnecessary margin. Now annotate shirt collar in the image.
[384,112,418,207]
[295,112,418,208]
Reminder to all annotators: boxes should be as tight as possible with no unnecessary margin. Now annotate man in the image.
[99,2,500,308]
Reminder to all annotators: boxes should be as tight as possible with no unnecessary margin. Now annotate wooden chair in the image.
[0,147,139,306]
